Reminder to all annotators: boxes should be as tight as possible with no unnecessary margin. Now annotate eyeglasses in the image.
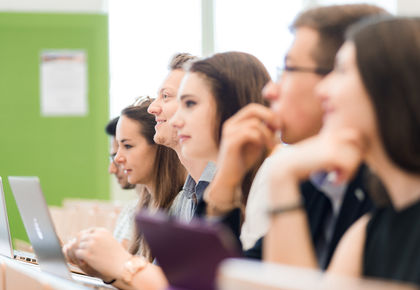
[132,95,152,107]
[276,65,332,80]
[109,153,117,165]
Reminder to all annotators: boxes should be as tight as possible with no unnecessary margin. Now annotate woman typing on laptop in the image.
[64,98,186,288]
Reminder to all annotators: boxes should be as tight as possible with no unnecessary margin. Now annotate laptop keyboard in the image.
[14,250,38,264]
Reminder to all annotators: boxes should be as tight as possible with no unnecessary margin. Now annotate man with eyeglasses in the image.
[202,4,388,269]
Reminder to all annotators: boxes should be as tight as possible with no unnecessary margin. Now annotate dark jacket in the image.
[245,165,374,269]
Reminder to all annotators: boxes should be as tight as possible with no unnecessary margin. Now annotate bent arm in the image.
[264,173,318,268]
[327,214,370,277]
[264,130,365,268]
[110,263,168,290]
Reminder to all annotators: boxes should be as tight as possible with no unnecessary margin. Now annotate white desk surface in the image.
[0,255,107,289]
[217,258,417,290]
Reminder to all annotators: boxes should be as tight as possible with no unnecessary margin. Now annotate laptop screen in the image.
[8,176,72,280]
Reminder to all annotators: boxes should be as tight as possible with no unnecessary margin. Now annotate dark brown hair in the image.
[121,99,186,259]
[105,116,119,136]
[347,17,420,174]
[291,4,388,69]
[189,51,270,144]
[188,51,271,205]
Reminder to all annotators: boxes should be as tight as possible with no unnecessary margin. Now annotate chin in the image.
[153,133,167,145]
[122,183,134,190]
[127,177,136,185]
[128,180,140,186]
[280,131,298,145]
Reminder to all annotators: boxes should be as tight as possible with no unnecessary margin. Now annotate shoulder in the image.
[168,189,186,215]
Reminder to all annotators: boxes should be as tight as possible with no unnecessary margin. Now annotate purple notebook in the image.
[136,211,240,290]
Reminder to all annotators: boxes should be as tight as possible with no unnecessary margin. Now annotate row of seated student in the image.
[60,4,420,289]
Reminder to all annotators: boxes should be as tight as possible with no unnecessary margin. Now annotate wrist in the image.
[103,278,116,285]
[267,198,304,218]
[269,170,301,205]
[211,171,240,194]
[271,148,311,182]
[115,255,148,286]
[204,185,242,217]
[206,173,240,205]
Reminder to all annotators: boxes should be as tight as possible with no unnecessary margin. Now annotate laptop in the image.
[136,210,240,290]
[0,177,37,264]
[8,176,114,288]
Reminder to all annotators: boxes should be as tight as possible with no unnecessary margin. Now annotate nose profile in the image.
[114,150,125,165]
[108,161,118,174]
[314,73,333,102]
[169,110,184,129]
[262,81,280,101]
[147,99,162,115]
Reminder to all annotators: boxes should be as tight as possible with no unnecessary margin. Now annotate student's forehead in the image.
[336,42,355,65]
[287,27,319,63]
[160,70,185,91]
[117,116,139,135]
[158,84,176,96]
[176,72,197,100]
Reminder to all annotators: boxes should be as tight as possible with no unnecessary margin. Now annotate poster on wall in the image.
[40,50,88,117]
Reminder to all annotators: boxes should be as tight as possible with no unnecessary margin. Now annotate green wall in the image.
[0,12,109,242]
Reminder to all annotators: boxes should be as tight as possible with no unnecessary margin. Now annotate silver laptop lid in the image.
[0,177,14,258]
[8,176,72,280]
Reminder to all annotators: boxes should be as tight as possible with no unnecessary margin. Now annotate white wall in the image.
[3,0,418,203]
[0,0,107,13]
[110,177,137,203]
[397,0,420,15]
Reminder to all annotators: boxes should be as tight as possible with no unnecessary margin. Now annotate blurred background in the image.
[0,0,414,242]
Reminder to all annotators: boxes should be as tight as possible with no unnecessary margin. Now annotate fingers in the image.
[63,228,101,265]
[224,103,281,132]
[63,237,79,264]
[339,128,367,153]
[75,248,89,261]
[215,109,279,188]
[224,118,276,150]
[321,129,365,184]
[333,147,363,184]
[77,240,92,250]
[268,128,365,184]
[218,104,281,170]
[77,227,106,243]
[62,228,115,280]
